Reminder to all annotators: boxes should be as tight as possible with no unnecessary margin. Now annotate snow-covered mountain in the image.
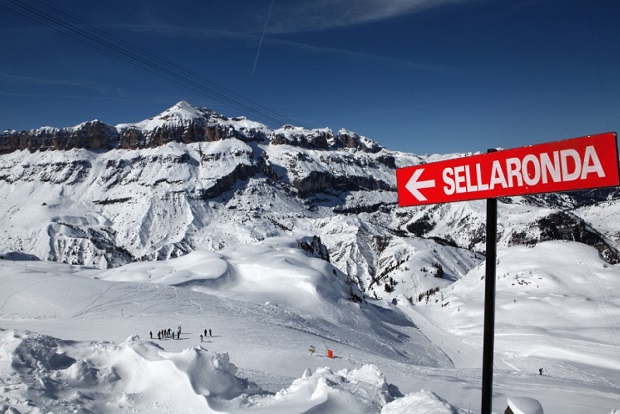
[1,101,619,301]
[1,102,620,413]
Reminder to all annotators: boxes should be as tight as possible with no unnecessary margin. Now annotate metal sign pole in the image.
[481,195,498,414]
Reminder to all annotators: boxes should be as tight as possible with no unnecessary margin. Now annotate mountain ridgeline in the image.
[1,101,618,299]
[0,104,381,155]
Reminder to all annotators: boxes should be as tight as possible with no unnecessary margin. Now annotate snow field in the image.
[1,238,620,413]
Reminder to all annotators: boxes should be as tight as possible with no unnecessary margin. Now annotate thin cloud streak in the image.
[0,89,146,105]
[106,21,450,73]
[267,0,474,33]
[110,23,449,73]
[263,37,451,72]
[116,23,257,42]
[116,1,477,37]
[0,72,105,91]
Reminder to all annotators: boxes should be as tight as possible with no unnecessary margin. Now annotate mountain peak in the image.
[115,101,219,132]
[135,101,216,130]
[165,101,210,118]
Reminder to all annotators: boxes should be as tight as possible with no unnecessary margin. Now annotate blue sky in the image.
[1,0,619,155]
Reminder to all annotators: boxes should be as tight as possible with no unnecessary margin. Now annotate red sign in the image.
[397,132,619,206]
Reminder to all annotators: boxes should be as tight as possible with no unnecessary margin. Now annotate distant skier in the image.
[539,368,544,375]
[200,334,204,342]
[309,345,316,356]
[149,331,152,339]
[204,329,207,337]
[209,329,212,337]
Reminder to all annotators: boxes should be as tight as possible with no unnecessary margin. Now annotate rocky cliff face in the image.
[1,114,253,154]
[1,121,117,153]
[1,102,377,154]
[1,101,618,299]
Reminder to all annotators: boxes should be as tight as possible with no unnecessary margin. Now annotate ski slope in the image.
[1,238,619,413]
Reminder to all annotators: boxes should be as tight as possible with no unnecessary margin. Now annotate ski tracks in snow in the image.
[400,304,483,369]
[70,282,171,319]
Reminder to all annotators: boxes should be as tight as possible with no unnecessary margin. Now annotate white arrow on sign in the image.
[405,168,436,201]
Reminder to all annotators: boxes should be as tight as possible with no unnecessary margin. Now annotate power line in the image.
[0,0,300,128]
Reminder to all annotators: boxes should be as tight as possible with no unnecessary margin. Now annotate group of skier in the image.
[150,326,182,340]
[148,326,215,343]
[200,328,212,342]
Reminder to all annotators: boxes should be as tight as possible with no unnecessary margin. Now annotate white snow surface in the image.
[116,101,269,134]
[506,396,544,414]
[1,237,620,413]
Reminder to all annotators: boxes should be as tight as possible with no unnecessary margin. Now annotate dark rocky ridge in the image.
[1,108,382,155]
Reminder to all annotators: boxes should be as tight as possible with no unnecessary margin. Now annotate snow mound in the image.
[418,240,620,369]
[99,236,363,322]
[0,328,464,414]
[506,396,544,414]
[235,364,402,414]
[0,329,262,413]
[381,389,466,413]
